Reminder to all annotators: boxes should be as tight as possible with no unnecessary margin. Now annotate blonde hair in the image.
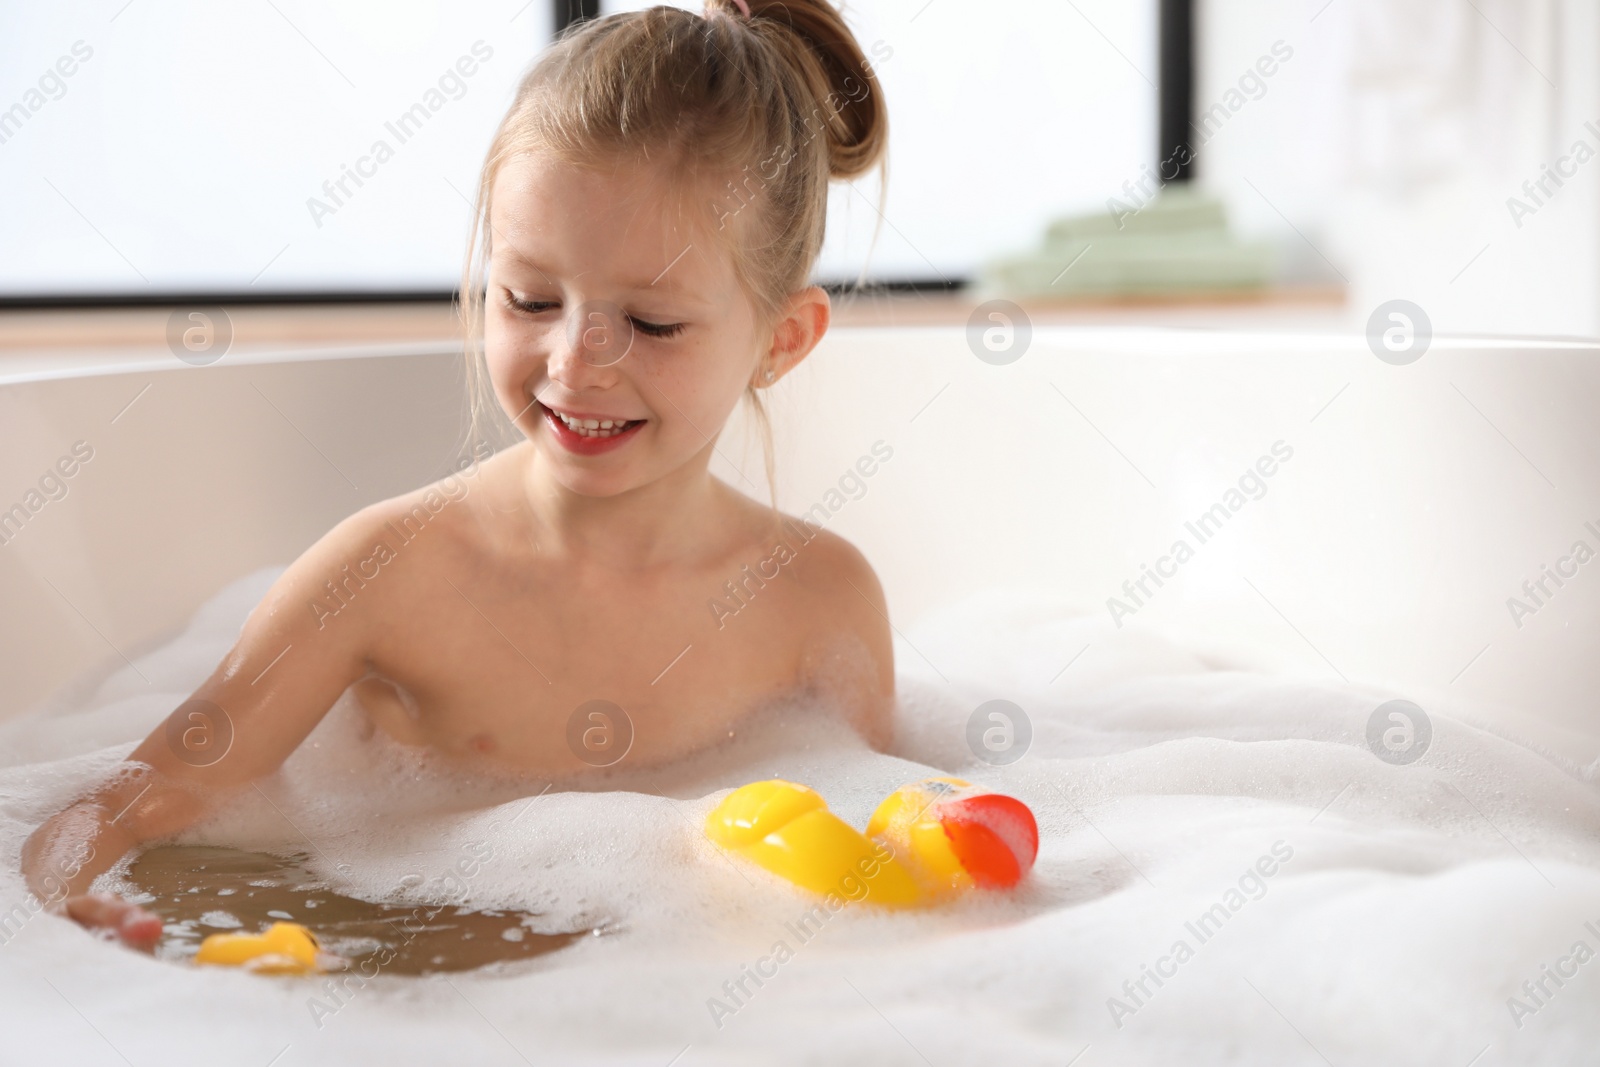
[457,0,889,499]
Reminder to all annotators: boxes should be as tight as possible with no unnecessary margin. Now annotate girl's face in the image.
[484,151,772,499]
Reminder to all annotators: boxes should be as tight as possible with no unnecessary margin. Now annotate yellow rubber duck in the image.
[704,779,924,905]
[193,921,324,975]
[705,777,1038,906]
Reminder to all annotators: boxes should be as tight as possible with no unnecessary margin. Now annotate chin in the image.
[548,468,638,498]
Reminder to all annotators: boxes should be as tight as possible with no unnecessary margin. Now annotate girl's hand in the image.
[62,893,163,949]
[23,506,384,953]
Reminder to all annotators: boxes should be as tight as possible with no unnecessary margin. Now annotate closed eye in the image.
[505,293,557,315]
[504,292,684,339]
[628,316,685,339]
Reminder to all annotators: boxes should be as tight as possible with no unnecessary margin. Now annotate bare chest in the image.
[353,556,814,775]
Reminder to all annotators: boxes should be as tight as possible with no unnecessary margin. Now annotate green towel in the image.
[975,186,1274,300]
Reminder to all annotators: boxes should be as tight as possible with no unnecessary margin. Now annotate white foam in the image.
[3,570,1599,1065]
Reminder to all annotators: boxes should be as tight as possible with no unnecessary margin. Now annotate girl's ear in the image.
[756,286,831,387]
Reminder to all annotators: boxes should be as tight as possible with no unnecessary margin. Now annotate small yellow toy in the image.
[868,777,1038,895]
[705,779,924,905]
[705,776,1038,906]
[193,921,324,975]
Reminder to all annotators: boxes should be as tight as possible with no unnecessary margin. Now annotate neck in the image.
[519,441,727,569]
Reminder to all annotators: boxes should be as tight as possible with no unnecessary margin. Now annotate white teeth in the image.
[550,408,635,439]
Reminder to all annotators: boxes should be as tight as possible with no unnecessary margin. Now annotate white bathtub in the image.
[4,325,1600,1066]
[4,327,1598,744]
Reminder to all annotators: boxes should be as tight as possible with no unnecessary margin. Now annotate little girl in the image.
[23,0,893,946]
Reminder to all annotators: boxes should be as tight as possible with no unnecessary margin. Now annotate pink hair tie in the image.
[731,0,751,15]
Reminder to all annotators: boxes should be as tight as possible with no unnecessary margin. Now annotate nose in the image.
[548,301,634,386]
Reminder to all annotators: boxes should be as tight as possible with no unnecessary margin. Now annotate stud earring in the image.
[762,368,776,383]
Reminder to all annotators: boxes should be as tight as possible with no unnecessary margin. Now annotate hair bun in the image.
[744,0,888,181]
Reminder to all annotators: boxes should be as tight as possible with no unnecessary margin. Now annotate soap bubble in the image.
[567,699,634,767]
[163,697,234,767]
[166,307,233,366]
[966,699,1032,765]
[1366,699,1432,765]
[966,300,1031,366]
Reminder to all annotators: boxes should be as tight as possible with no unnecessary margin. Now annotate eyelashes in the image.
[631,317,685,339]
[502,293,685,339]
[503,294,550,314]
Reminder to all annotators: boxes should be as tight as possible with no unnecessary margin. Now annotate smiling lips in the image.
[537,401,645,455]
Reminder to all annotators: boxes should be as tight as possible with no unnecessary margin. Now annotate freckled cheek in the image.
[641,350,752,443]
[485,314,552,402]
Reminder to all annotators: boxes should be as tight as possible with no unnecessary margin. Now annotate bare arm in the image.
[21,507,391,943]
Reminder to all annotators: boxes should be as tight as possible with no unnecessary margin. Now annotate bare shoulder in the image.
[343,443,525,561]
[789,525,886,610]
[779,520,897,750]
[367,444,508,534]
[249,446,513,630]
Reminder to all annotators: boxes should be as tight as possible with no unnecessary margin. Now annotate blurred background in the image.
[3,0,1595,335]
